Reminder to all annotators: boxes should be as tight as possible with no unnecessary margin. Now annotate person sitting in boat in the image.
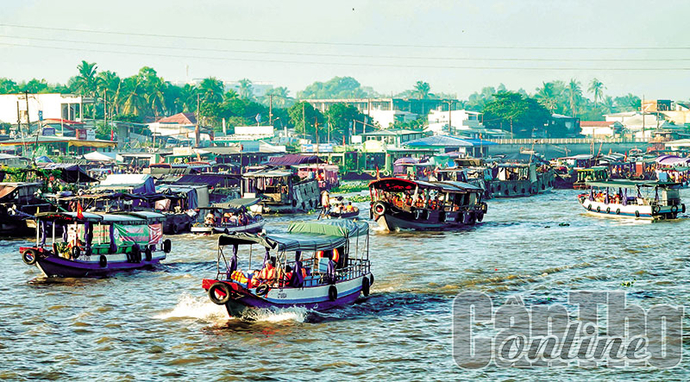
[204,212,216,226]
[248,270,261,288]
[223,212,232,223]
[227,212,238,226]
[345,202,354,212]
[257,258,277,286]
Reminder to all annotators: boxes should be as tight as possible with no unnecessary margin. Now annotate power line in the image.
[2,41,690,71]
[1,23,690,51]
[2,34,690,62]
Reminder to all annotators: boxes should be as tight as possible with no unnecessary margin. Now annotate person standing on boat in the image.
[321,190,330,217]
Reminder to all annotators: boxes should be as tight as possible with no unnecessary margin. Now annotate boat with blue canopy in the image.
[202,219,372,318]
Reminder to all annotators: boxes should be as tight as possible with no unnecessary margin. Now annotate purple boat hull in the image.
[35,255,165,278]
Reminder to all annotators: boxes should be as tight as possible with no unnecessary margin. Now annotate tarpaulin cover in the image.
[268,154,324,166]
[113,223,162,246]
[38,163,98,183]
[288,220,369,238]
[217,221,368,252]
[98,174,155,194]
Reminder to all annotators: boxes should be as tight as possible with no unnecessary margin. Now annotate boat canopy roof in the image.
[586,180,679,188]
[35,211,165,224]
[243,170,292,178]
[218,220,368,252]
[369,177,483,193]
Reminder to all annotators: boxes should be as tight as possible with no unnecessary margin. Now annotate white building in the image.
[0,93,86,125]
[605,112,665,139]
[366,109,418,129]
[427,109,483,134]
[231,125,275,140]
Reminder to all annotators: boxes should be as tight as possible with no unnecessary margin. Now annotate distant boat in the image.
[577,180,684,220]
[20,211,171,277]
[369,177,487,231]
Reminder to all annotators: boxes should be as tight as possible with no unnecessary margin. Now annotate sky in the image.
[1,0,690,101]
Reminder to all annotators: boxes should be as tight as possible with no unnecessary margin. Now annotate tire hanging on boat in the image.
[671,205,678,213]
[131,245,141,263]
[635,210,640,218]
[145,246,152,262]
[328,285,338,301]
[208,283,232,305]
[255,284,270,296]
[616,208,621,215]
[372,202,386,216]
[71,246,80,259]
[369,274,374,286]
[652,205,660,214]
[163,239,171,254]
[682,204,686,214]
[477,212,484,222]
[361,276,370,297]
[22,249,38,265]
[606,207,611,214]
[99,255,107,268]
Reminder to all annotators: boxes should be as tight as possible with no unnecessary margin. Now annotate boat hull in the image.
[578,198,682,220]
[191,219,265,234]
[33,252,166,278]
[204,275,370,318]
[371,204,484,231]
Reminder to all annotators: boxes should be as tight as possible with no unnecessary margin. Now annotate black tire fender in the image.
[163,239,172,254]
[328,285,338,301]
[635,210,640,218]
[99,255,108,268]
[22,249,38,265]
[255,284,270,296]
[616,208,621,215]
[372,202,386,216]
[145,246,153,262]
[71,246,80,259]
[361,276,370,297]
[208,282,232,305]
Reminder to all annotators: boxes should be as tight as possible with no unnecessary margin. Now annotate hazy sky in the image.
[1,0,689,100]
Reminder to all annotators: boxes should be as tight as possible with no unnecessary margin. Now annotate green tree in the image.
[589,78,605,105]
[325,103,366,142]
[198,77,224,104]
[237,78,253,100]
[288,101,324,138]
[413,81,431,99]
[72,61,99,97]
[482,92,551,138]
[565,78,582,116]
[297,76,372,99]
[614,94,641,112]
[0,78,18,93]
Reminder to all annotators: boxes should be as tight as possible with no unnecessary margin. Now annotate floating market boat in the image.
[203,220,372,318]
[19,211,171,277]
[369,177,487,231]
[577,180,684,220]
[320,196,360,219]
[242,169,321,214]
[191,199,265,234]
[0,182,53,235]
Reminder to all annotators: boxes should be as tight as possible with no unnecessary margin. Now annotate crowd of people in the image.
[204,207,254,227]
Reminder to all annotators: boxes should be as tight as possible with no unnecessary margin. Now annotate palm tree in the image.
[238,78,253,100]
[73,61,99,97]
[198,77,224,104]
[120,77,146,116]
[414,81,431,99]
[589,78,605,105]
[535,82,558,112]
[565,78,582,116]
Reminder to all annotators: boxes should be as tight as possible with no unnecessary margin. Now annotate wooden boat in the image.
[369,178,487,231]
[191,202,265,234]
[485,163,554,198]
[0,182,53,235]
[577,180,684,220]
[19,211,171,277]
[320,196,360,219]
[242,169,321,214]
[202,220,372,318]
[573,166,609,190]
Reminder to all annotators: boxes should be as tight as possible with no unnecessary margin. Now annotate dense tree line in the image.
[0,60,655,140]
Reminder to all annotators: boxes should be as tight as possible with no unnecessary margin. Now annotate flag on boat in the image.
[76,202,84,220]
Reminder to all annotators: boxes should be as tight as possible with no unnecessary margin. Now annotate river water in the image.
[1,188,689,380]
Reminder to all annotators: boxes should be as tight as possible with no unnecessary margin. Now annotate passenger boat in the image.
[368,178,487,231]
[19,211,171,277]
[320,196,360,219]
[202,220,372,318]
[242,169,321,214]
[485,163,554,198]
[0,182,53,235]
[191,201,265,234]
[577,180,684,220]
[573,166,609,189]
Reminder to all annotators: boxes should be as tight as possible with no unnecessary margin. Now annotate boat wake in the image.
[242,307,308,323]
[154,293,227,322]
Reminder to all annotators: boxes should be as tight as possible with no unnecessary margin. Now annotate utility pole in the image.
[16,101,21,135]
[327,114,331,143]
[302,102,306,139]
[269,94,273,126]
[195,94,201,147]
[641,95,645,143]
[446,100,453,135]
[24,91,30,134]
[315,118,319,155]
